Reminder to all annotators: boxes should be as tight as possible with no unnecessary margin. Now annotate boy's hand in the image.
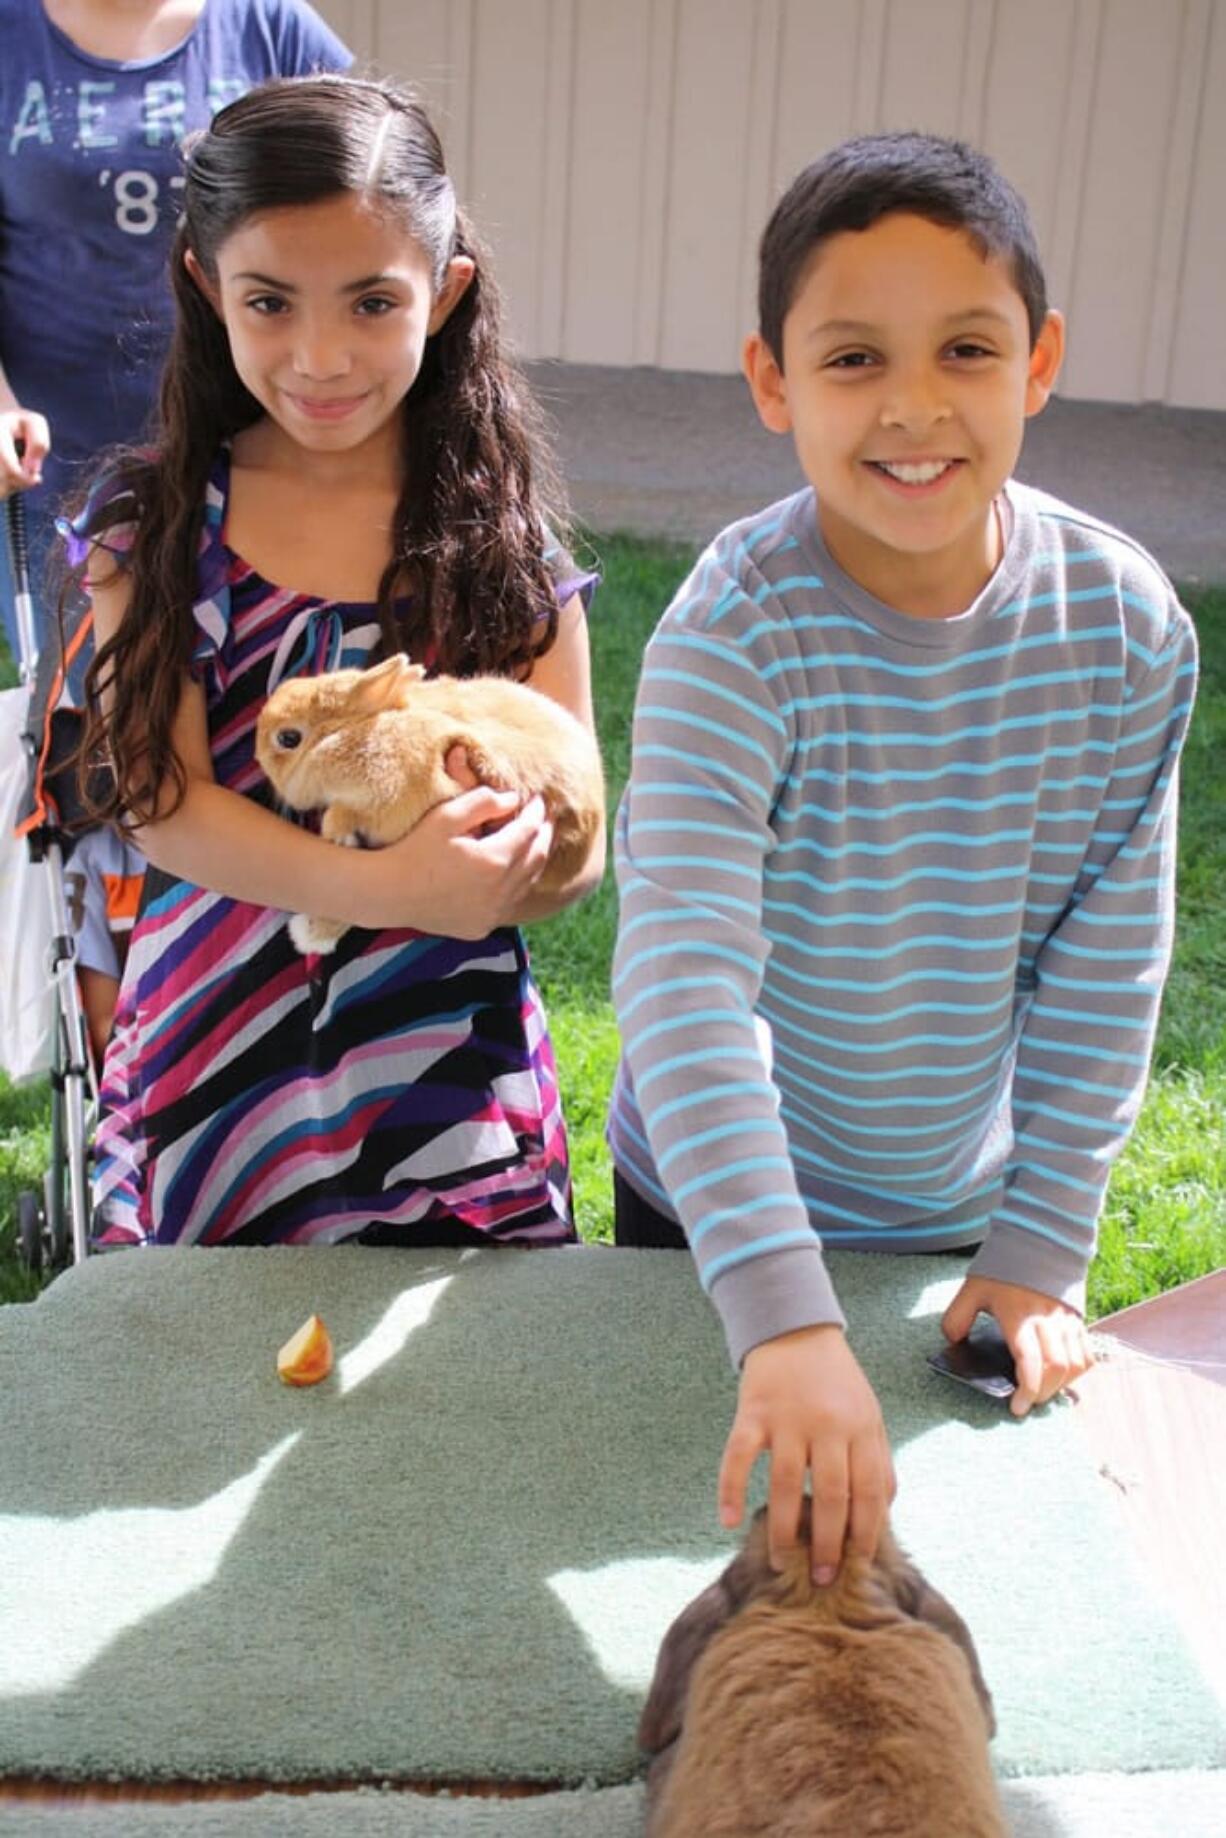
[941,1277,1093,1418]
[718,1323,895,1585]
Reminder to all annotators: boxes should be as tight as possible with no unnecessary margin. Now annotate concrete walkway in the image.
[526,362,1226,586]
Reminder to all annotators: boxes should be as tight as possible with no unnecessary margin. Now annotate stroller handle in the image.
[5,489,40,683]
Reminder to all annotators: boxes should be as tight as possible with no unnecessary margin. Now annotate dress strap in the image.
[267,608,384,688]
[189,450,233,667]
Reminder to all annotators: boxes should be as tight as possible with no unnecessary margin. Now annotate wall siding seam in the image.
[853,0,888,133]
[538,0,577,358]
[1139,0,1213,404]
[634,0,679,366]
[1168,0,1226,405]
[957,0,997,146]
[736,0,783,370]
[1048,0,1104,397]
[445,0,476,201]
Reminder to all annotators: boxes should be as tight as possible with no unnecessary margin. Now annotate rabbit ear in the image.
[883,1538,997,1735]
[348,654,421,715]
[638,1573,738,1753]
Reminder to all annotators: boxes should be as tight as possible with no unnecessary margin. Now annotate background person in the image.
[0,0,352,673]
[64,822,143,1068]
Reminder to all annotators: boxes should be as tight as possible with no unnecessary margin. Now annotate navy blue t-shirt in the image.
[0,0,352,516]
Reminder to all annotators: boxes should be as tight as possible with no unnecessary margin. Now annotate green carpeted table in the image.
[1,1775,1226,1838]
[0,1245,1222,1815]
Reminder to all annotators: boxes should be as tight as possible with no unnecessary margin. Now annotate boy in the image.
[65,826,143,1070]
[609,134,1197,1587]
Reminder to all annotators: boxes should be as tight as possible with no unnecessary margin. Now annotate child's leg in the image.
[613,1169,688,1249]
[77,967,119,1073]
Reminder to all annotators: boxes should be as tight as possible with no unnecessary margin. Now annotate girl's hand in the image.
[368,781,555,939]
[941,1276,1094,1417]
[0,408,50,497]
[719,1323,895,1586]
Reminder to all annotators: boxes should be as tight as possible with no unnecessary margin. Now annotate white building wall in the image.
[316,0,1226,409]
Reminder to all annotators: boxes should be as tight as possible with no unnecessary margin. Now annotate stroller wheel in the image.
[44,1167,70,1267]
[16,1191,44,1272]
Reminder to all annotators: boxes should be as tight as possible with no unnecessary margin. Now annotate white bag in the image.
[0,686,55,1083]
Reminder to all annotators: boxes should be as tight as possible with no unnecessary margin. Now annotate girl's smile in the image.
[281,389,374,423]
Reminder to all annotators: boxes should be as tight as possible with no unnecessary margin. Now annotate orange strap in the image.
[12,612,95,840]
[102,869,142,930]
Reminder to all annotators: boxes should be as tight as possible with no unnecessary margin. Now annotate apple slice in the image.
[277,1313,334,1387]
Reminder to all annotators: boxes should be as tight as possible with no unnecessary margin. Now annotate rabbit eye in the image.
[275,728,303,751]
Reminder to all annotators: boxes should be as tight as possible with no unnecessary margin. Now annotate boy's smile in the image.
[743,213,1064,617]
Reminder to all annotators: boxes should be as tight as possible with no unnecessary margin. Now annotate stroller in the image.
[2,493,140,1270]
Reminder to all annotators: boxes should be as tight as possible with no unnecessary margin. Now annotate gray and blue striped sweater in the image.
[609,484,1198,1368]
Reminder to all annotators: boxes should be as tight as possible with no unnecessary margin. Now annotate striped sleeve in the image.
[970,595,1199,1308]
[613,554,846,1363]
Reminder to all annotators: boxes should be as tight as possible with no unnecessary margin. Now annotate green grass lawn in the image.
[1,551,1222,1315]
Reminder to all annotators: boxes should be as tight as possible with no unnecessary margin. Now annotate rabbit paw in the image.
[321,808,363,847]
[288,912,347,956]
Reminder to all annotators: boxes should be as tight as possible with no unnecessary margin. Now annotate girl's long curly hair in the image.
[75,75,570,826]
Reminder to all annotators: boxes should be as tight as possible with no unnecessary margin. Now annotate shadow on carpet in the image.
[0,1246,1222,1791]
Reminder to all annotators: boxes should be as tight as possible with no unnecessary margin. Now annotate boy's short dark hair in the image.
[759,131,1048,363]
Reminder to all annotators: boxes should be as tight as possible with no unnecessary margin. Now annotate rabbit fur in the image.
[639,1499,1006,1838]
[255,653,604,954]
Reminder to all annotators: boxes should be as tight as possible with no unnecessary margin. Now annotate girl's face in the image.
[189,192,473,460]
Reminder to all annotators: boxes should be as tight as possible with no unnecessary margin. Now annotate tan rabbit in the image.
[640,1500,1006,1838]
[255,654,604,954]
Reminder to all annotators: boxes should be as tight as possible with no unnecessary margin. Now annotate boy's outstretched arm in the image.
[958,586,1198,1406]
[613,555,892,1575]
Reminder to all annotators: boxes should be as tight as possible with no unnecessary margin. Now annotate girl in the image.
[69,74,602,1249]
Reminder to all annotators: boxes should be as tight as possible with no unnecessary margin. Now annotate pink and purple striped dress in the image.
[90,449,595,1248]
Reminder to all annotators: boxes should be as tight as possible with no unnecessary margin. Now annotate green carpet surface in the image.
[0,1245,1222,1789]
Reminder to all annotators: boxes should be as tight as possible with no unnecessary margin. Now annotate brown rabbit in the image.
[255,653,604,954]
[640,1500,1006,1838]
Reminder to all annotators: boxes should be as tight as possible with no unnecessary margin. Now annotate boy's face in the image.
[742,212,1064,616]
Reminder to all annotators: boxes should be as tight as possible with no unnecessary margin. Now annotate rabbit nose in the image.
[275,728,303,750]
